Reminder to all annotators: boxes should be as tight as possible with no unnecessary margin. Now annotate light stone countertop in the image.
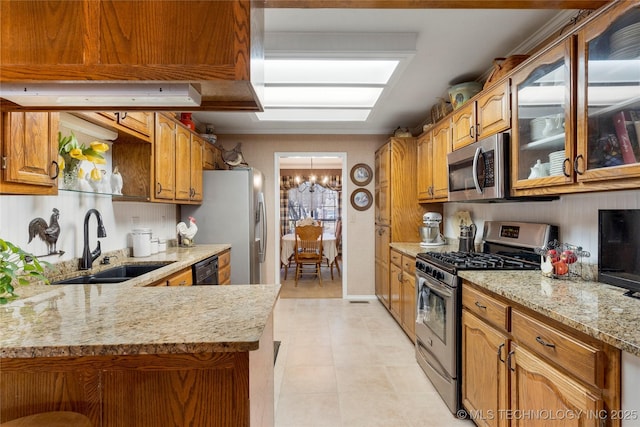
[459,270,640,357]
[0,245,281,359]
[390,242,640,357]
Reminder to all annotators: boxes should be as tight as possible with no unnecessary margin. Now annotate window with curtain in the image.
[280,175,341,235]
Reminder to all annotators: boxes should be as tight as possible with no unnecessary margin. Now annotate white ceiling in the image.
[193,7,575,136]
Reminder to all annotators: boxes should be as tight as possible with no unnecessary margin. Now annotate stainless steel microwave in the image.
[447,133,509,202]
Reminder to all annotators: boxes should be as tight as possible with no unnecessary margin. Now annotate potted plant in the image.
[0,238,49,304]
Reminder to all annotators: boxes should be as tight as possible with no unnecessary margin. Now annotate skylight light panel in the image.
[256,109,371,121]
[264,87,383,108]
[265,59,399,84]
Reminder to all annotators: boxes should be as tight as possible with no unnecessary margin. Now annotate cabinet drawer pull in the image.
[497,343,505,363]
[51,160,60,179]
[475,301,487,309]
[535,336,556,348]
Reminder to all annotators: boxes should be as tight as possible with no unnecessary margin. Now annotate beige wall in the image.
[217,134,387,297]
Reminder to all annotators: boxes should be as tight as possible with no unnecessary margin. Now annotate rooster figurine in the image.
[28,208,61,254]
[176,216,198,246]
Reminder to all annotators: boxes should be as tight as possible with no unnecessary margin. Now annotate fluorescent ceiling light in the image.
[265,86,383,108]
[0,83,201,107]
[266,59,399,84]
[256,108,371,121]
[257,57,400,122]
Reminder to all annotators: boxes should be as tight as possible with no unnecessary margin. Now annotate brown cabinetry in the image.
[218,249,231,285]
[83,112,154,143]
[0,112,59,195]
[175,126,203,203]
[511,2,640,196]
[451,80,510,151]
[461,281,620,427]
[111,113,203,204]
[375,137,425,309]
[417,120,451,202]
[147,267,193,287]
[375,225,391,308]
[0,0,264,111]
[203,144,228,170]
[390,249,416,341]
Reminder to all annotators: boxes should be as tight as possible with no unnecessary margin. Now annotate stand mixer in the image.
[420,212,445,247]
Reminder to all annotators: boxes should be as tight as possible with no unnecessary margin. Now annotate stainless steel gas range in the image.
[414,221,558,414]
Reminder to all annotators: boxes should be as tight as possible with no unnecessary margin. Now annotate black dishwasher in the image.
[192,255,219,285]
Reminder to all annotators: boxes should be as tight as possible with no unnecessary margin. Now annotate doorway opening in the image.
[275,153,346,298]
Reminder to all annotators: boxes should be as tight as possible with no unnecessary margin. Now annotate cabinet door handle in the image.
[475,301,487,309]
[497,343,505,363]
[50,160,60,179]
[119,112,127,120]
[535,336,556,348]
[469,125,475,139]
[156,182,162,195]
[397,272,403,281]
[562,158,572,177]
[507,350,515,372]
[573,154,584,175]
[475,123,480,138]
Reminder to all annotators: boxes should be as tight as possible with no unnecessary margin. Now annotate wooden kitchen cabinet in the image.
[0,0,264,112]
[79,112,154,143]
[375,225,391,308]
[400,254,416,341]
[0,111,59,195]
[153,114,177,201]
[574,3,640,183]
[461,281,621,427]
[511,2,640,197]
[417,119,451,202]
[203,144,228,170]
[218,249,231,285]
[147,267,193,287]
[451,80,510,151]
[389,257,402,322]
[461,310,509,427]
[175,126,203,203]
[389,249,416,341]
[375,143,391,226]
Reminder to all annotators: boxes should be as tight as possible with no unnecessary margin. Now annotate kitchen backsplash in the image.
[0,126,177,264]
[443,188,640,264]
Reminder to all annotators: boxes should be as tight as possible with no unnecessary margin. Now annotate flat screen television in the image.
[598,209,640,296]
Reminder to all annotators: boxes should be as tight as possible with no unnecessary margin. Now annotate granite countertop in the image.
[390,242,640,356]
[459,270,640,357]
[0,245,281,359]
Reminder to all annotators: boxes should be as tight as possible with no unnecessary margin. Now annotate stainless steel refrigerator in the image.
[181,168,267,284]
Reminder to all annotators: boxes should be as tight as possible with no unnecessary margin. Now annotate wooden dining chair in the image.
[329,219,342,279]
[294,225,324,286]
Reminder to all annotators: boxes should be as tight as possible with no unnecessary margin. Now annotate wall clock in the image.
[351,188,373,211]
[350,163,372,186]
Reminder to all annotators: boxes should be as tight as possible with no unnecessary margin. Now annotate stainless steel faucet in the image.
[80,209,107,270]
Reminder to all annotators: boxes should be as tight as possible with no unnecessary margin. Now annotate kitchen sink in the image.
[52,262,174,285]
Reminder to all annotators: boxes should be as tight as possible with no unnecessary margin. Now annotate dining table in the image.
[280,232,338,266]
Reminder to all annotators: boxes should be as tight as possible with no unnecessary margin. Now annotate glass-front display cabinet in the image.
[576,3,640,182]
[511,39,574,191]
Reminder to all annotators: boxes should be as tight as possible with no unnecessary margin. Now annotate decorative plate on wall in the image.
[351,188,373,211]
[350,163,372,186]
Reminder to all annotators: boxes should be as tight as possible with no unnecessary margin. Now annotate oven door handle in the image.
[418,275,453,298]
[472,146,484,194]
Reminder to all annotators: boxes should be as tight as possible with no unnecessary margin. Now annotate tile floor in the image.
[273,298,475,427]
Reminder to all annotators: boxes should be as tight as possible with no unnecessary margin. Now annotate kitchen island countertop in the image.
[0,245,281,359]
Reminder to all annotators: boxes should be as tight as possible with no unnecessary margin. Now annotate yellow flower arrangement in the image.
[58,132,109,188]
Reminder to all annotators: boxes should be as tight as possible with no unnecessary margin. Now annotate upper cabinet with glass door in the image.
[511,39,575,192]
[575,3,640,182]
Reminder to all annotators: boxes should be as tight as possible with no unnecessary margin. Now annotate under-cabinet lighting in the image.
[0,83,201,107]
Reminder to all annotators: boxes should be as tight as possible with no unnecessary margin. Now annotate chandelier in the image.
[294,158,340,193]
